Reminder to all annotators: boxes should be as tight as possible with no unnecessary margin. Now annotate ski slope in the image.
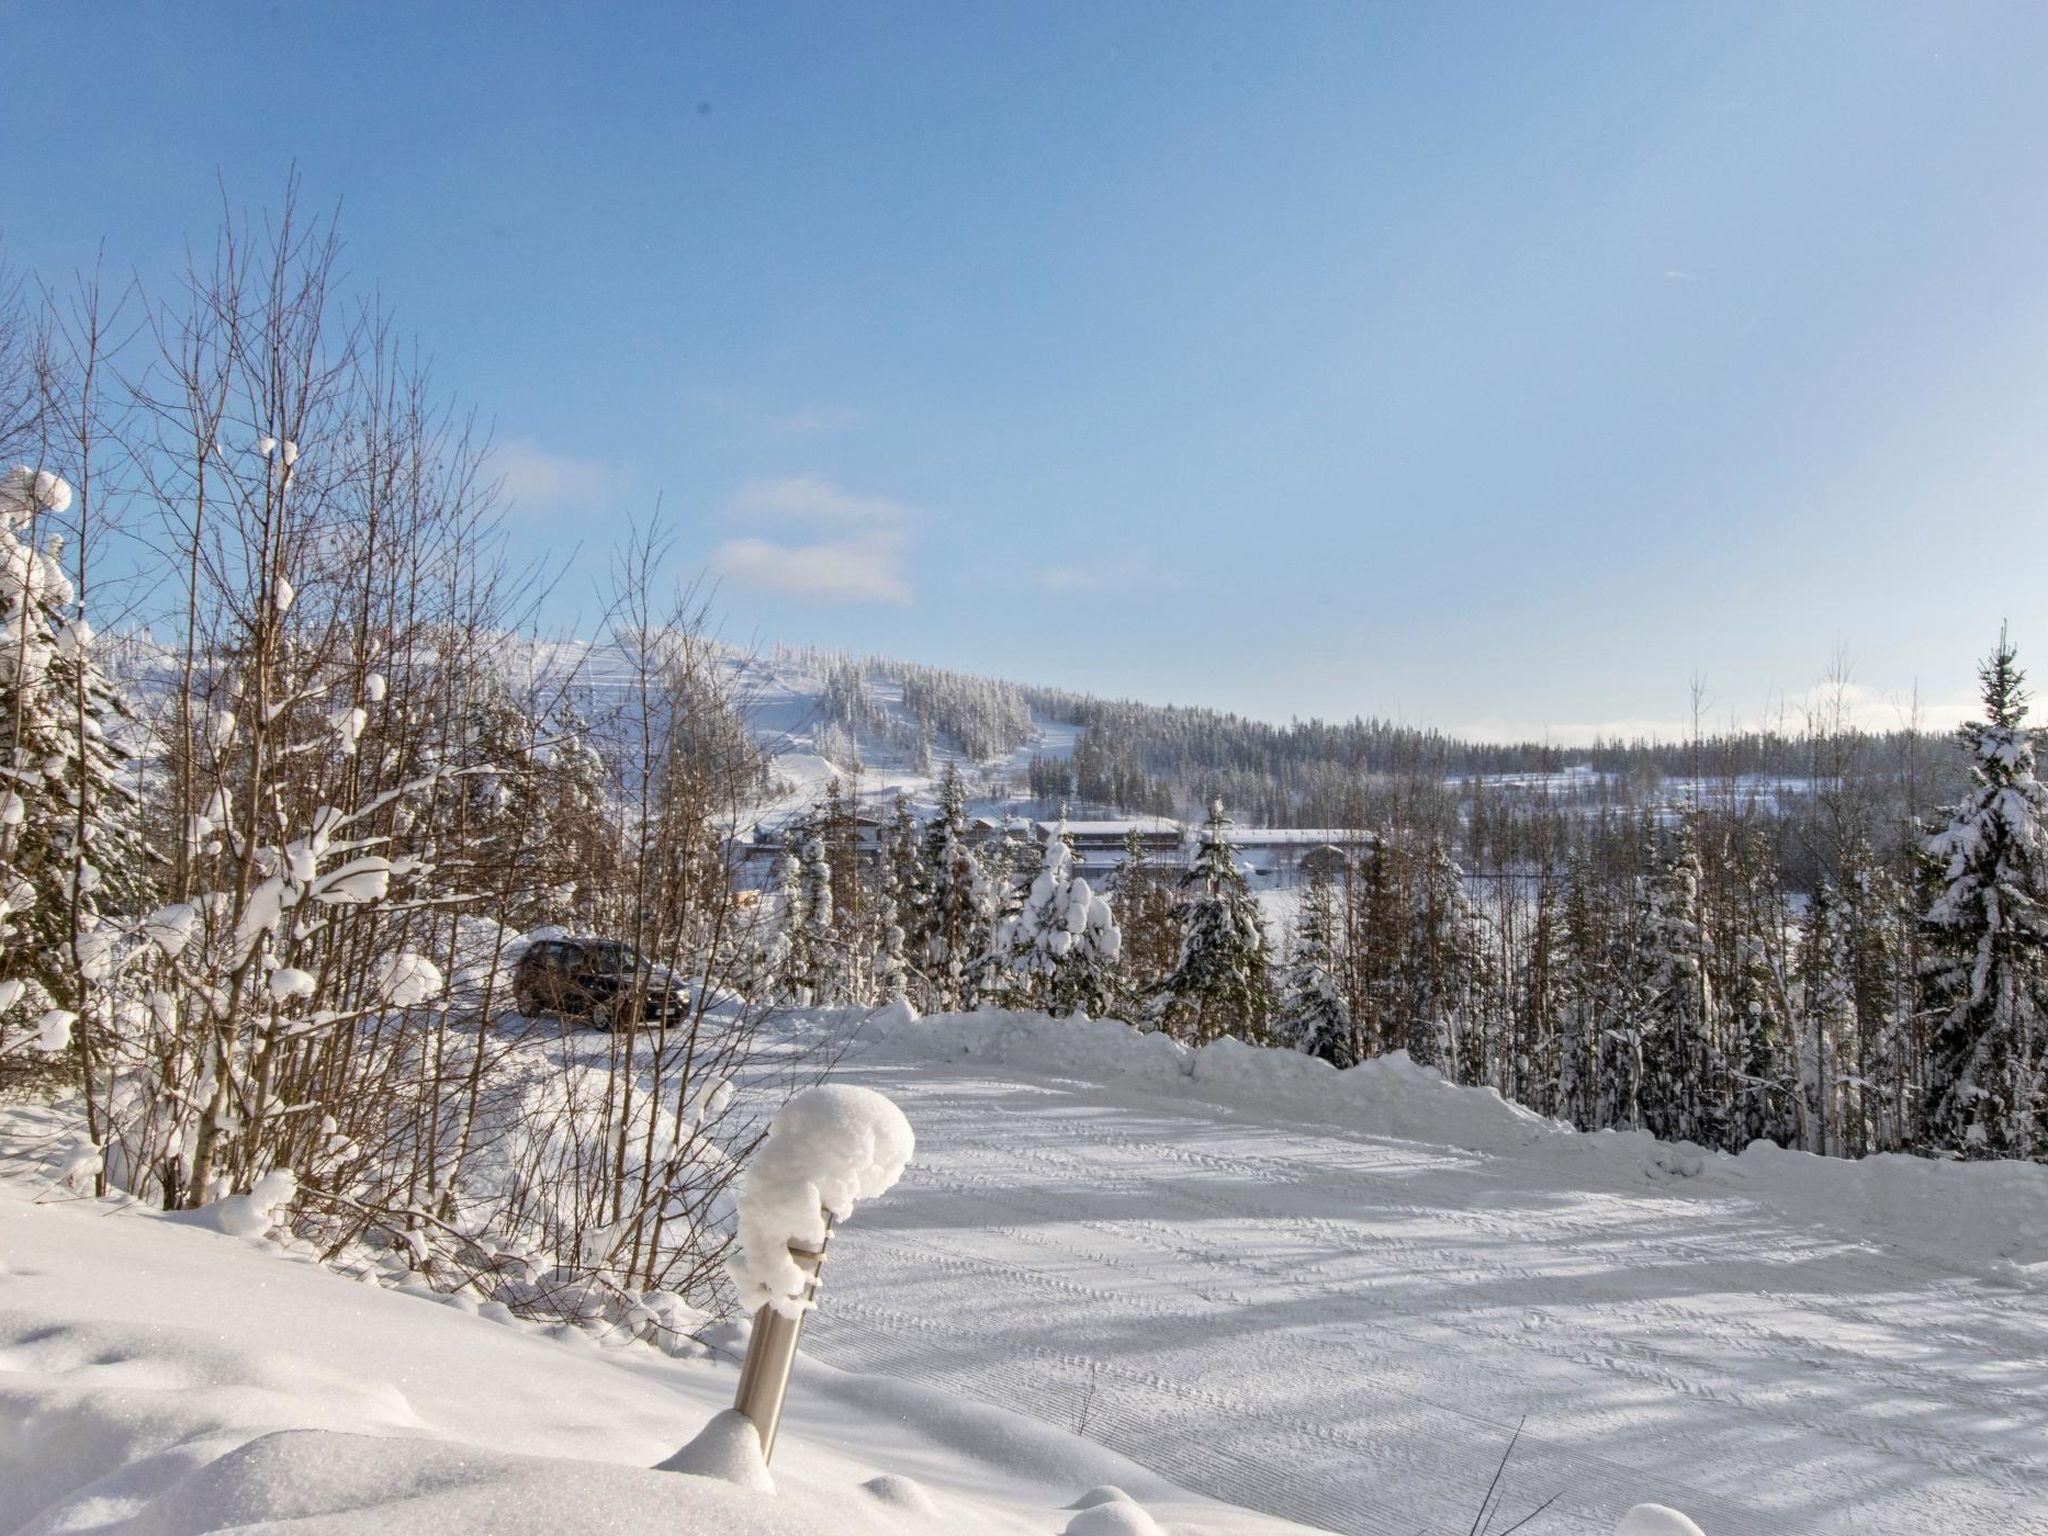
[793,1013,2048,1536]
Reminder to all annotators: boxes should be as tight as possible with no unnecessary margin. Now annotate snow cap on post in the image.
[728,1084,913,1318]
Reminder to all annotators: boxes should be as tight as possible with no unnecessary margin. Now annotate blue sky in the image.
[5,1,2047,740]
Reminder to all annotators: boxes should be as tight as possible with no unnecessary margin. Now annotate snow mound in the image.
[1067,1484,1136,1510]
[1617,1505,1705,1536]
[864,1008,1555,1155]
[728,1085,915,1316]
[85,1426,902,1536]
[861,1474,940,1514]
[658,1407,777,1492]
[867,1006,2048,1268]
[177,1168,298,1238]
[1063,1493,1167,1536]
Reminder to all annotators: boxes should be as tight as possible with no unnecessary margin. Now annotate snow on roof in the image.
[1227,828,1378,846]
[1040,818,1183,838]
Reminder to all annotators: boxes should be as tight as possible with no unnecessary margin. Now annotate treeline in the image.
[1025,691,1964,850]
[771,646,2047,1162]
[0,192,778,1329]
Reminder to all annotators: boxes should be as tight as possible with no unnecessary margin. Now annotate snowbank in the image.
[860,1007,1559,1154]
[863,1007,2048,1270]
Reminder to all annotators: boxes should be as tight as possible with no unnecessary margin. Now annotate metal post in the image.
[730,1227,830,1462]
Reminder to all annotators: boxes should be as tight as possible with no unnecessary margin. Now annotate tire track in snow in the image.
[801,1065,2047,1536]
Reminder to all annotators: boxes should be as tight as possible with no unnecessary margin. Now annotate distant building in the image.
[738,808,1375,890]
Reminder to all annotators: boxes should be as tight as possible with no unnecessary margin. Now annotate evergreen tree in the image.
[1111,826,1179,999]
[1919,634,2048,1159]
[769,843,812,1005]
[0,467,149,1019]
[1840,836,1909,1152]
[917,764,991,1011]
[1556,857,1604,1130]
[1397,836,1484,1074]
[994,813,1122,1017]
[1729,931,1798,1148]
[1799,882,1856,1154]
[800,830,839,1004]
[1636,816,1718,1144]
[1160,801,1271,1043]
[1278,861,1352,1064]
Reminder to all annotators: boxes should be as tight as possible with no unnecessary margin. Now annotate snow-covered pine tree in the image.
[0,466,149,1037]
[1555,855,1604,1130]
[879,792,922,1002]
[1278,860,1352,1065]
[1516,852,1567,1116]
[800,830,839,1004]
[1729,930,1798,1149]
[994,813,1122,1018]
[1919,633,2048,1160]
[1799,881,1855,1155]
[1840,835,1909,1153]
[917,764,991,1011]
[1160,800,1270,1044]
[1397,836,1484,1074]
[769,842,812,1004]
[1636,815,1718,1144]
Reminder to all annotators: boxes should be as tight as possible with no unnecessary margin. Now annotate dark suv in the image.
[512,938,686,1028]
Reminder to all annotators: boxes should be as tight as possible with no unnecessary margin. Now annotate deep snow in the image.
[795,1008,2048,1535]
[6,1004,2046,1536]
[0,1107,1324,1536]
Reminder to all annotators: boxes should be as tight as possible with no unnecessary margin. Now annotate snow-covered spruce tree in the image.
[769,841,813,1005]
[917,764,993,1011]
[993,813,1122,1018]
[1554,856,1604,1129]
[1278,860,1352,1065]
[874,792,920,1004]
[800,830,840,1004]
[1160,801,1270,1044]
[0,466,150,1073]
[1799,881,1856,1155]
[1396,836,1486,1075]
[1840,836,1910,1153]
[1729,931,1799,1149]
[1341,830,1405,1060]
[1635,816,1719,1145]
[1918,633,2048,1160]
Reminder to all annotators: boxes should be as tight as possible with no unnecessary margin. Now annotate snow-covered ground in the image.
[0,1100,1325,1536]
[800,1011,2048,1536]
[7,1007,2045,1536]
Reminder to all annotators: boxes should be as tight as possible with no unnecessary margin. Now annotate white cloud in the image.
[712,475,917,604]
[711,532,910,604]
[769,404,862,436]
[723,474,910,528]
[1032,559,1180,594]
[695,392,862,438]
[1454,683,1975,748]
[492,440,611,506]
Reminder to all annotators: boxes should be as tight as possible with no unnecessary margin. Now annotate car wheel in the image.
[589,1001,615,1032]
[513,988,538,1018]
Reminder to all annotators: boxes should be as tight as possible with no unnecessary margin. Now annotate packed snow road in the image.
[793,1024,2048,1536]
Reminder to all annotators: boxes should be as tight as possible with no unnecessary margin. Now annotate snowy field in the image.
[807,1012,2048,1536]
[5,1008,2045,1536]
